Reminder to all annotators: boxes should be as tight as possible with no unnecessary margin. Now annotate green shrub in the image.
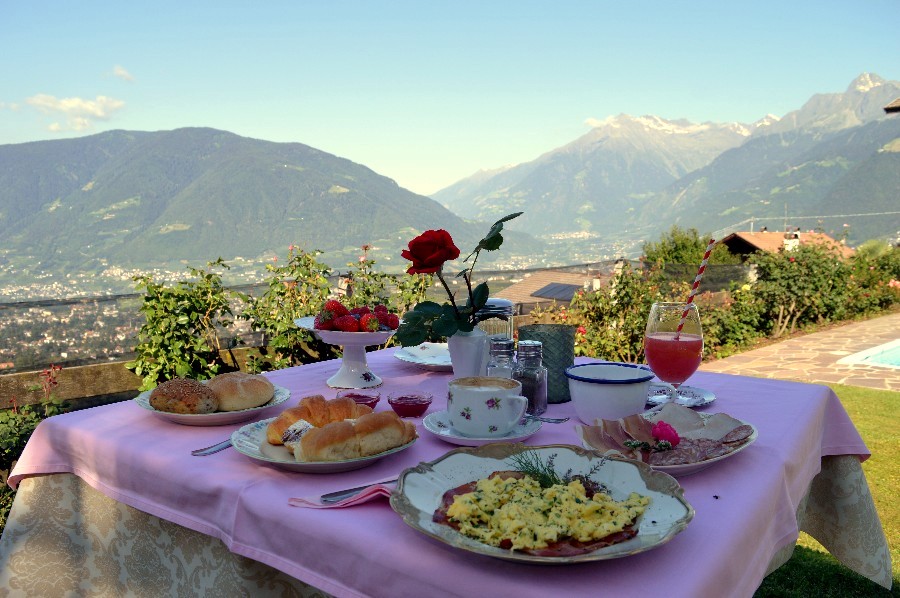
[126,258,240,390]
[241,245,338,372]
[569,263,679,362]
[748,244,852,338]
[1,366,68,532]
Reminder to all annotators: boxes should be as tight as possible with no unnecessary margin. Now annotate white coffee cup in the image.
[447,376,528,437]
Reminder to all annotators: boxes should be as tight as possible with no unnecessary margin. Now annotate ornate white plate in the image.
[390,443,693,564]
[134,384,291,427]
[578,410,758,477]
[231,416,417,473]
[423,410,542,446]
[394,343,453,372]
[647,384,716,408]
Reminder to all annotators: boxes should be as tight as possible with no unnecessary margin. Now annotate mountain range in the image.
[0,73,898,297]
[434,73,900,243]
[0,128,539,280]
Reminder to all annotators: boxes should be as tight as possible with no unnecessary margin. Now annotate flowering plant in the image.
[394,212,522,346]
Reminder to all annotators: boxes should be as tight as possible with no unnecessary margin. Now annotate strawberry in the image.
[322,299,350,319]
[373,304,388,314]
[350,306,371,317]
[313,313,334,330]
[375,311,392,328]
[359,313,380,332]
[386,313,400,330]
[333,314,360,332]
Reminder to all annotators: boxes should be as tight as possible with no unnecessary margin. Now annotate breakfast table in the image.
[1,349,893,597]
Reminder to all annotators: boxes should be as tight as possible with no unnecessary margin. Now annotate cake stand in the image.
[295,316,396,388]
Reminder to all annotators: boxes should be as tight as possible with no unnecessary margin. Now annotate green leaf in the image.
[432,316,459,337]
[471,282,489,310]
[413,301,443,316]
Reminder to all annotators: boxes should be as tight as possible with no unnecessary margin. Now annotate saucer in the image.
[394,343,453,372]
[423,411,542,447]
[646,384,716,408]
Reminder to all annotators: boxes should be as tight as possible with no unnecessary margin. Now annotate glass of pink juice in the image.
[644,302,703,388]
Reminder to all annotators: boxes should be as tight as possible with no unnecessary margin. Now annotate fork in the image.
[191,439,233,456]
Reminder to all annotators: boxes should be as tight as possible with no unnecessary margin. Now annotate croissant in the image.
[293,411,417,462]
[266,395,373,445]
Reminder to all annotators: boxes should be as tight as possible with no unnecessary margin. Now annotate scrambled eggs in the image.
[446,475,650,551]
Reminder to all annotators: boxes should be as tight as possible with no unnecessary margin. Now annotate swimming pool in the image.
[837,339,900,369]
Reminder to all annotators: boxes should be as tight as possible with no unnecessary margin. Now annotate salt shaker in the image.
[513,340,548,416]
[486,336,515,379]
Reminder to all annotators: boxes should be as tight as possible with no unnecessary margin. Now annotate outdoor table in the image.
[1,350,893,597]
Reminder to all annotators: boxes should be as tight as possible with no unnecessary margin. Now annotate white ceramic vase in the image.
[447,328,490,378]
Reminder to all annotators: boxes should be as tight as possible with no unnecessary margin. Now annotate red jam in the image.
[388,392,433,417]
[337,390,380,410]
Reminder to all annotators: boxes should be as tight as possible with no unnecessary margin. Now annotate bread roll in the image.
[207,371,275,411]
[149,379,218,414]
[265,395,373,445]
[294,410,417,462]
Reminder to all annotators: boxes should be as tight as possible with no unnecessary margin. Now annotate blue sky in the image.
[2,1,898,195]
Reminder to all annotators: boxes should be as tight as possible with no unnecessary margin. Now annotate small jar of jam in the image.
[337,389,381,410]
[387,390,433,418]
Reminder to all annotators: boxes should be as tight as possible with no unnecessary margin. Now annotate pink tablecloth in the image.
[9,351,871,598]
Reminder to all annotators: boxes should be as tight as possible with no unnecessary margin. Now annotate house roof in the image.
[720,231,855,259]
[494,270,596,306]
[884,97,900,114]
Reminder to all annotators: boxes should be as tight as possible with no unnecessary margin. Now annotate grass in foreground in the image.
[754,383,899,597]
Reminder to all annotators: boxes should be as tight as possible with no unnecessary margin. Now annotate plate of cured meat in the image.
[390,443,693,564]
[576,403,757,477]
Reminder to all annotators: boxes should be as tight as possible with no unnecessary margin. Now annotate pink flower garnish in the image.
[652,421,680,447]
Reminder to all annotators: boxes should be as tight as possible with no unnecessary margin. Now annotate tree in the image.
[643,225,740,266]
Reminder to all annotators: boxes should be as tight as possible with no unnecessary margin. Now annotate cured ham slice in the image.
[578,403,755,468]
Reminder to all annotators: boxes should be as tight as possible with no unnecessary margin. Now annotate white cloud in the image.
[112,65,134,82]
[25,94,125,132]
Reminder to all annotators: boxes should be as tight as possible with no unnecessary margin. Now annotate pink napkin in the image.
[288,481,396,509]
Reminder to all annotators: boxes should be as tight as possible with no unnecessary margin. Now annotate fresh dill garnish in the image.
[509,451,608,491]
[509,451,564,488]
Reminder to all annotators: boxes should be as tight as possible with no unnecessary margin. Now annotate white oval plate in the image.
[423,410,542,446]
[647,384,716,408]
[134,384,291,427]
[231,416,417,473]
[578,411,757,477]
[390,443,693,564]
[394,343,453,371]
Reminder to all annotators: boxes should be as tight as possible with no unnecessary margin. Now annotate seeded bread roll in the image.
[149,378,218,414]
[206,371,274,411]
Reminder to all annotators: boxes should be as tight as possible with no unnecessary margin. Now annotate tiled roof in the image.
[720,231,855,259]
[494,270,596,306]
[884,97,900,113]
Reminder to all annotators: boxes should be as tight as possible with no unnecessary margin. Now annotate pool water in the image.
[837,339,900,369]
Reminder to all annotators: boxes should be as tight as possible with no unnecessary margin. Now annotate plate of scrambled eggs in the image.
[390,443,694,564]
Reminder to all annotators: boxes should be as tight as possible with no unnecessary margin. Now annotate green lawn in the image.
[754,383,899,597]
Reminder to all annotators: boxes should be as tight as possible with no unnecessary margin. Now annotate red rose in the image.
[401,229,461,274]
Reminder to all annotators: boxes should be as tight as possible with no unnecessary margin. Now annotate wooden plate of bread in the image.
[231,394,418,472]
[134,373,290,426]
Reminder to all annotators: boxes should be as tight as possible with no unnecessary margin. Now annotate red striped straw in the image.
[674,238,716,339]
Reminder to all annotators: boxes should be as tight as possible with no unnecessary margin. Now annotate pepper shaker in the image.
[512,340,548,416]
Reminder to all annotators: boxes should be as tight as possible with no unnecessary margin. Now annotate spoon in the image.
[523,414,570,424]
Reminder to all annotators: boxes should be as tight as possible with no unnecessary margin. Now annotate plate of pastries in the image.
[134,372,291,426]
[231,394,418,473]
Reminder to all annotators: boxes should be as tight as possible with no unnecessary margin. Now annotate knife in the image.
[319,478,398,503]
[191,439,233,456]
